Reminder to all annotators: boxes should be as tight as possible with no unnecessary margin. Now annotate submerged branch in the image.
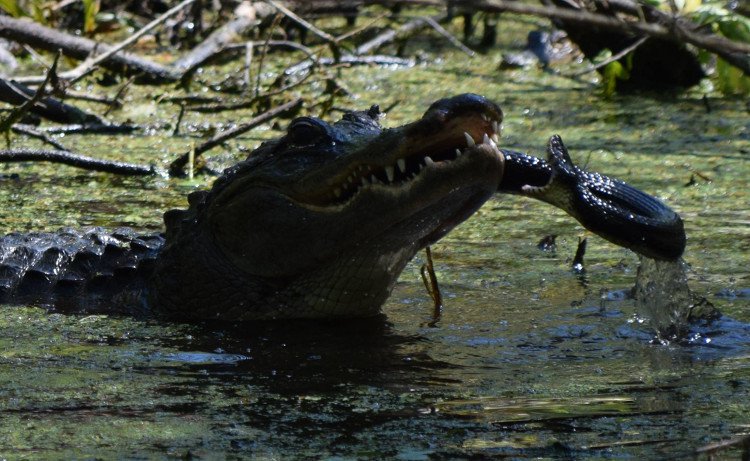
[0,148,154,175]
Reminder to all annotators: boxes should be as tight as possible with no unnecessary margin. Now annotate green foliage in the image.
[0,0,24,17]
[600,52,632,98]
[82,0,100,35]
[692,4,750,94]
[716,57,750,94]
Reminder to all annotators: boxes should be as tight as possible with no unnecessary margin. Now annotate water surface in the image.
[0,29,749,459]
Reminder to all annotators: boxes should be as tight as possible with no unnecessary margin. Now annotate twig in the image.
[421,15,475,57]
[266,0,338,45]
[355,12,448,55]
[572,236,587,274]
[420,246,443,327]
[168,97,303,177]
[255,13,284,98]
[334,11,390,43]
[103,76,135,117]
[11,124,68,150]
[283,54,415,77]
[0,51,60,146]
[560,36,649,77]
[0,148,154,175]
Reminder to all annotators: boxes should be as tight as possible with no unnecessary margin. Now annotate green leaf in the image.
[0,0,24,17]
[602,61,625,98]
[716,57,750,95]
[83,0,100,35]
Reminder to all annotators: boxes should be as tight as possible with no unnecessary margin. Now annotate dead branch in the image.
[179,40,316,85]
[0,148,154,175]
[0,77,105,124]
[0,53,59,144]
[560,36,649,77]
[355,12,448,55]
[168,97,303,177]
[471,0,750,74]
[0,16,180,83]
[266,0,338,46]
[173,1,265,71]
[283,54,415,76]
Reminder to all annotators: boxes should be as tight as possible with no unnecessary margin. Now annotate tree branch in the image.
[168,97,303,177]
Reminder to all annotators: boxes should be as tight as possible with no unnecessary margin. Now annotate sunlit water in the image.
[1,24,749,459]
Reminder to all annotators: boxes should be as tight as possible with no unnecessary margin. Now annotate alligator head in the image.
[153,94,506,320]
[150,94,685,321]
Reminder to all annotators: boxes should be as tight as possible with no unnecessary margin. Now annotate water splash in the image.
[633,256,694,343]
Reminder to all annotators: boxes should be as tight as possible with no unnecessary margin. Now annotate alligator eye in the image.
[287,117,330,146]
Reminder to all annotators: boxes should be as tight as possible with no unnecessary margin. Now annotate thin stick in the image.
[0,51,60,146]
[103,76,135,116]
[266,0,338,45]
[168,97,303,177]
[0,148,154,175]
[11,124,68,150]
[255,13,283,98]
[420,246,443,327]
[560,36,648,77]
[421,15,475,57]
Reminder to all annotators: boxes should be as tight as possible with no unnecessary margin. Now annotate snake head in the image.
[519,135,686,261]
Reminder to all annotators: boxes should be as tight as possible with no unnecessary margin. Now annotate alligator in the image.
[0,94,686,320]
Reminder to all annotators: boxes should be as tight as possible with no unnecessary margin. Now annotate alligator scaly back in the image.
[0,227,163,314]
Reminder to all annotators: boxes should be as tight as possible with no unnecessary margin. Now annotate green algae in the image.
[0,14,749,460]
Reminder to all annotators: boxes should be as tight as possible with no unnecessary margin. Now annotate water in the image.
[634,257,694,342]
[1,21,749,459]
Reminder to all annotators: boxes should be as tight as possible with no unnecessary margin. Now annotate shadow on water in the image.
[150,316,450,392]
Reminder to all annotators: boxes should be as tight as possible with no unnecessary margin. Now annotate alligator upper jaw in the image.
[288,110,503,210]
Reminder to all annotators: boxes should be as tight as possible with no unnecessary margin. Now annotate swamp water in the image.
[0,44,749,459]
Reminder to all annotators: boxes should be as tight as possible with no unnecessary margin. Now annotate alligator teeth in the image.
[371,174,379,184]
[385,165,395,183]
[481,113,489,122]
[455,148,462,157]
[483,133,490,144]
[491,133,499,143]
[464,132,475,147]
[492,120,500,135]
[361,177,368,186]
[425,156,435,166]
[396,158,406,174]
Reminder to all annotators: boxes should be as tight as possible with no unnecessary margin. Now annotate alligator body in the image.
[0,94,686,320]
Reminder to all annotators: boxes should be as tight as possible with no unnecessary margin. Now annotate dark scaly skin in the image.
[0,94,686,320]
